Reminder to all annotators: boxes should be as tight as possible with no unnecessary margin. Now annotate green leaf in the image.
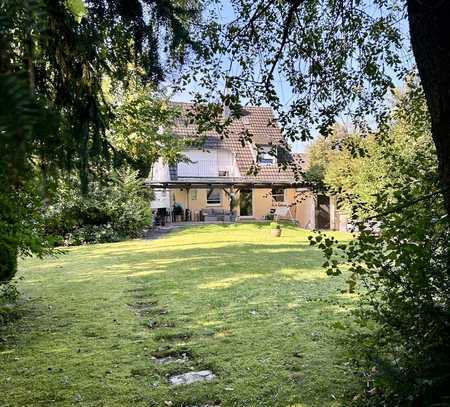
[65,0,86,22]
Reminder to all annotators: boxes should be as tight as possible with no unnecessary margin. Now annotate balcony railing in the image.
[177,160,236,178]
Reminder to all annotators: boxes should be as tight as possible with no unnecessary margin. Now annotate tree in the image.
[309,86,449,405]
[407,1,450,215]
[0,0,201,282]
[188,0,450,216]
[109,84,187,177]
[306,124,399,216]
[307,85,438,218]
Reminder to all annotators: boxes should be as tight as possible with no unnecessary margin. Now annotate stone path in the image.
[126,281,218,404]
[142,225,182,240]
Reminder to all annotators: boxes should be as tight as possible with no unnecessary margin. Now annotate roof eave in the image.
[145,180,307,189]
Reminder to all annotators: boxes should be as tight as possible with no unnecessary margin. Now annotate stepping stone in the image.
[128,301,158,309]
[152,355,188,365]
[169,370,216,386]
[146,320,159,329]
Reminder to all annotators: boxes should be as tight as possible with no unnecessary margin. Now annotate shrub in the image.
[314,196,450,406]
[63,224,121,246]
[270,221,281,229]
[0,243,17,283]
[45,169,152,245]
[309,85,450,405]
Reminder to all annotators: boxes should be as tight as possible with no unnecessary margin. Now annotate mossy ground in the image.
[0,223,359,406]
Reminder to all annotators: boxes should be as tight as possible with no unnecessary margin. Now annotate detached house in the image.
[147,102,345,230]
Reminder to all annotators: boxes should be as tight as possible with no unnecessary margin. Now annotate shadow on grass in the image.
[62,242,330,285]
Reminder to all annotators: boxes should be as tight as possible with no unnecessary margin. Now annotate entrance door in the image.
[316,195,330,229]
[239,189,253,216]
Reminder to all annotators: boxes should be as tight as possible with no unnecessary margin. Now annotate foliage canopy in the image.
[0,0,201,282]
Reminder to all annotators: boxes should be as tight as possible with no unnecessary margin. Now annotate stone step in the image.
[169,370,216,386]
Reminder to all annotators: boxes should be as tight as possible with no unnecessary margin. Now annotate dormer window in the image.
[257,145,275,165]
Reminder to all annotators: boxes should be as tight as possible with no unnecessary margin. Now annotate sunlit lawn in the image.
[0,223,358,407]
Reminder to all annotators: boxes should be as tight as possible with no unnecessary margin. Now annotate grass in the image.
[0,223,359,407]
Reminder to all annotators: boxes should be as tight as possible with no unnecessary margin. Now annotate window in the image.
[207,188,221,205]
[257,145,275,165]
[218,170,229,177]
[191,189,197,200]
[272,188,285,203]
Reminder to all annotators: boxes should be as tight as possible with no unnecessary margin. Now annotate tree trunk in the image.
[407,1,450,215]
[0,242,18,283]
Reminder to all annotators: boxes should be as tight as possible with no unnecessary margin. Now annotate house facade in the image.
[147,103,346,230]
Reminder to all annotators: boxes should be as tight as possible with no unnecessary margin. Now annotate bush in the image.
[325,199,449,406]
[63,224,121,246]
[45,169,152,245]
[309,85,450,406]
[0,172,54,283]
[270,221,281,229]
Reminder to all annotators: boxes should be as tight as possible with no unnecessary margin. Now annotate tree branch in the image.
[265,0,304,87]
[363,186,448,222]
[225,1,272,50]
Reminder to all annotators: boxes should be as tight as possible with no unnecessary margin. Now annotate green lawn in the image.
[0,223,359,407]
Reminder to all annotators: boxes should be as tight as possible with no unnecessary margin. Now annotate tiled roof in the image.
[170,102,301,183]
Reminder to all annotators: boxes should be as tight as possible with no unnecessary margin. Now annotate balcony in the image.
[177,160,236,178]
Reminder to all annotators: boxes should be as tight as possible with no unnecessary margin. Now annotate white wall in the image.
[150,158,170,182]
[149,158,171,209]
[150,189,171,209]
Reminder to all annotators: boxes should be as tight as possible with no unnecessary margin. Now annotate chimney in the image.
[223,103,231,119]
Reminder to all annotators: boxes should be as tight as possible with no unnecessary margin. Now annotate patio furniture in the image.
[204,208,223,221]
[172,203,184,222]
[201,208,233,222]
[192,210,201,222]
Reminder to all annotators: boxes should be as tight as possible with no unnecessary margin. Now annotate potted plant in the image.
[270,221,282,237]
